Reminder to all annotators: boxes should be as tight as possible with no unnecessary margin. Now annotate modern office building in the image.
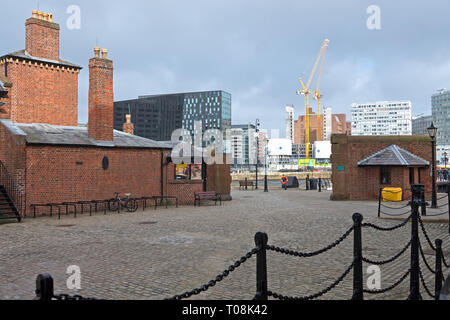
[412,115,432,135]
[114,91,232,143]
[230,124,256,166]
[432,89,450,146]
[351,101,412,136]
[285,105,294,142]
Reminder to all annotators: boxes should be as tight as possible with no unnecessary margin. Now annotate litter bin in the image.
[309,178,318,190]
[382,187,402,202]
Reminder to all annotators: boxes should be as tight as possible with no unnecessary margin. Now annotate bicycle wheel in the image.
[108,199,119,212]
[126,199,138,212]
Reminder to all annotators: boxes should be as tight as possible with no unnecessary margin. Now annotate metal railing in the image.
[0,160,24,220]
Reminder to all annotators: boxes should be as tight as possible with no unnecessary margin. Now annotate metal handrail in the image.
[0,160,24,218]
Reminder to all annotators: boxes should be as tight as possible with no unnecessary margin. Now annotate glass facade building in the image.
[114,91,232,143]
[432,90,450,145]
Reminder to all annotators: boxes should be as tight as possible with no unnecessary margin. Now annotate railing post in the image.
[435,239,443,300]
[254,232,268,300]
[421,187,427,216]
[352,213,364,300]
[245,178,248,191]
[35,274,54,301]
[306,175,310,191]
[378,188,382,218]
[318,178,322,192]
[408,184,422,300]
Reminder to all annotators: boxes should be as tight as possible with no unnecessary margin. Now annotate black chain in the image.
[419,267,435,299]
[166,248,259,300]
[363,269,410,294]
[442,248,450,268]
[362,240,411,266]
[418,215,436,251]
[419,240,436,274]
[52,294,97,300]
[362,215,412,231]
[266,226,354,258]
[267,261,354,300]
[380,202,411,210]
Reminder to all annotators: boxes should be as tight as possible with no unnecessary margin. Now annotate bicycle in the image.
[108,192,138,213]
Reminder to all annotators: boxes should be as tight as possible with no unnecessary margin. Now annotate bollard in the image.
[245,178,248,191]
[318,178,322,192]
[378,188,382,218]
[408,184,422,300]
[435,239,443,300]
[254,232,268,300]
[421,187,427,216]
[352,213,364,300]
[306,175,310,191]
[35,274,54,301]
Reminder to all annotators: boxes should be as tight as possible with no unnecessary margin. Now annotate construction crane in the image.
[297,39,329,159]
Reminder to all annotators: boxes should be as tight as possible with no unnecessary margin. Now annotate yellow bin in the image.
[382,188,403,202]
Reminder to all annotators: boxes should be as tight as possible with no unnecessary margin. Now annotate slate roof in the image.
[1,50,82,69]
[358,145,430,167]
[0,120,172,149]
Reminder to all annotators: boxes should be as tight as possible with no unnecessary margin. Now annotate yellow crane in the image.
[297,39,329,159]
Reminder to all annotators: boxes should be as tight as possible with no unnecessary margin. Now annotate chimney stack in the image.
[26,10,60,60]
[88,47,114,141]
[122,114,134,135]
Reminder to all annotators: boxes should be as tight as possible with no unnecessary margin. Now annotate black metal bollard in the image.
[35,274,54,301]
[254,232,268,300]
[378,188,382,218]
[306,175,310,191]
[352,213,364,300]
[245,178,248,191]
[435,239,443,300]
[421,188,427,216]
[447,190,450,234]
[318,178,322,192]
[408,184,422,300]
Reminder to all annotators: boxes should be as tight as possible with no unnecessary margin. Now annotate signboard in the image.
[314,141,332,159]
[337,166,345,172]
[298,159,316,167]
[267,139,292,156]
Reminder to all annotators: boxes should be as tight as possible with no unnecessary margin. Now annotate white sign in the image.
[268,139,292,156]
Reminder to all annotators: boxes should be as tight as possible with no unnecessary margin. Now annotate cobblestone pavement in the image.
[0,189,449,300]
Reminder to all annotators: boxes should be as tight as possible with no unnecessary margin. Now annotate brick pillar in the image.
[122,114,134,135]
[88,47,114,141]
[25,11,60,61]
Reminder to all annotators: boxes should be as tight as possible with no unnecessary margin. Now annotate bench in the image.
[194,192,222,206]
[239,180,254,190]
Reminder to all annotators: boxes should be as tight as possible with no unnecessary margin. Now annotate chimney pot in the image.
[126,114,131,124]
[49,14,54,22]
[94,46,101,58]
[38,11,43,20]
[43,13,49,21]
[32,10,38,18]
[101,48,108,59]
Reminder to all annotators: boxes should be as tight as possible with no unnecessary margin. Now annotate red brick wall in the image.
[88,56,114,141]
[0,123,26,193]
[25,146,166,216]
[25,18,60,61]
[331,135,433,201]
[6,59,79,125]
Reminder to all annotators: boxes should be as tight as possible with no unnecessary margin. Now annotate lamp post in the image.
[264,140,269,193]
[255,119,260,190]
[427,122,438,209]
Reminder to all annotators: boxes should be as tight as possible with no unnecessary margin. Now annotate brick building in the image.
[0,11,230,218]
[294,108,350,144]
[331,135,433,201]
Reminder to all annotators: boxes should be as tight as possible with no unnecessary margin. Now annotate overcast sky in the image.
[3,0,450,136]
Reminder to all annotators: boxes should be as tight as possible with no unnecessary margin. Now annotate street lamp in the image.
[427,122,438,208]
[264,140,269,193]
[255,119,260,190]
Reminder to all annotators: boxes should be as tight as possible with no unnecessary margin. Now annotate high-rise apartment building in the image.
[230,124,256,166]
[351,101,412,136]
[293,108,349,144]
[114,91,232,142]
[432,90,450,145]
[285,105,294,142]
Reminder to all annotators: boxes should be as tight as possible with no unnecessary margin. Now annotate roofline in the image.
[0,53,82,70]
[25,142,171,150]
[136,90,231,99]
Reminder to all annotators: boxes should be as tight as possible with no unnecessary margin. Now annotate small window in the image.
[102,156,109,170]
[380,167,391,185]
[409,168,415,185]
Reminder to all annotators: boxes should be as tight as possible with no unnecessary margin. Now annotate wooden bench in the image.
[239,180,254,190]
[194,192,222,206]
